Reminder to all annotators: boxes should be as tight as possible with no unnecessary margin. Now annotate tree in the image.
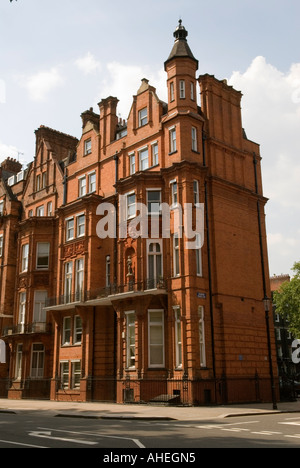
[273,261,300,338]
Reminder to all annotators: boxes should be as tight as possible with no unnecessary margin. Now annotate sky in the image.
[0,0,300,278]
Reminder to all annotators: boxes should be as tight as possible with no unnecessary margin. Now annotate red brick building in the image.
[0,22,277,404]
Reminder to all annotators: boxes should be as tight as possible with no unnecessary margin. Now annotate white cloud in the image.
[75,52,102,75]
[17,67,64,102]
[229,57,300,275]
[96,61,166,119]
[0,142,19,162]
[229,56,300,208]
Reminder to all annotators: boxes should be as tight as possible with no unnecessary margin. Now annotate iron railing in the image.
[45,278,167,308]
[2,322,52,337]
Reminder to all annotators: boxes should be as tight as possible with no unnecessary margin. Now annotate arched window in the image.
[148,242,162,289]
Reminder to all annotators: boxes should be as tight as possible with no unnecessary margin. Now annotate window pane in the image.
[139,108,148,126]
[139,148,149,171]
[37,243,50,268]
[150,325,163,345]
[149,347,164,366]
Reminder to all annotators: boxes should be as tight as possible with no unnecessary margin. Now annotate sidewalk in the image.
[1,398,300,421]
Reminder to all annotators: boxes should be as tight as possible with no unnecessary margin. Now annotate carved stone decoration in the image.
[63,240,85,259]
[18,276,27,290]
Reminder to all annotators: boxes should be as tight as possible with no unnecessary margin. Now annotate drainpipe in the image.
[202,130,217,392]
[253,152,277,410]
[113,151,119,398]
[113,151,119,286]
[63,168,68,206]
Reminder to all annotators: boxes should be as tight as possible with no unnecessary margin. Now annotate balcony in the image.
[2,322,52,337]
[45,278,168,310]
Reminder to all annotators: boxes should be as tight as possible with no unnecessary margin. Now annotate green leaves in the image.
[273,262,300,338]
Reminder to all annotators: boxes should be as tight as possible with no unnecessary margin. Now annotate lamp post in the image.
[263,295,278,410]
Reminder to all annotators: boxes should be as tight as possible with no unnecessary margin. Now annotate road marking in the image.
[197,421,260,430]
[37,427,145,449]
[251,431,283,436]
[221,428,251,433]
[28,431,97,446]
[0,438,48,448]
[279,422,300,426]
[285,434,300,439]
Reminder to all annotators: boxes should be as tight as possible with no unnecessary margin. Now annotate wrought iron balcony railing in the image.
[45,278,167,308]
[2,322,52,337]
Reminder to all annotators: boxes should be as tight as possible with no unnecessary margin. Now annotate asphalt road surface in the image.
[0,410,300,449]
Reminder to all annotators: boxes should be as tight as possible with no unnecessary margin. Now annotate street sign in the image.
[197,292,206,299]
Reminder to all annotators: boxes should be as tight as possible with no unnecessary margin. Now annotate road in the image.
[0,410,300,449]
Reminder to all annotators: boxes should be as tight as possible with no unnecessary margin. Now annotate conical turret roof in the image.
[164,20,198,70]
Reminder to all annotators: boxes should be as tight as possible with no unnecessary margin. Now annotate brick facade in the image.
[0,22,278,405]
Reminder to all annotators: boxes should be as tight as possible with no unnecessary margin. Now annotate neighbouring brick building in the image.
[0,22,278,405]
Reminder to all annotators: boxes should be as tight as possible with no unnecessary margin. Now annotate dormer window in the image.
[84,138,92,155]
[138,107,148,127]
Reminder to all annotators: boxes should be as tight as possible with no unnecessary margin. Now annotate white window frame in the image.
[15,344,23,380]
[74,316,82,345]
[195,233,203,276]
[147,189,161,215]
[139,146,149,171]
[179,80,185,99]
[170,179,178,206]
[18,292,26,331]
[30,343,45,378]
[75,258,84,300]
[192,126,198,152]
[138,107,148,127]
[147,240,163,287]
[47,201,53,217]
[66,217,75,241]
[198,306,206,367]
[174,306,182,369]
[76,213,85,237]
[60,361,69,389]
[62,317,72,345]
[21,243,29,272]
[36,205,44,217]
[126,192,136,220]
[42,172,47,189]
[36,242,50,270]
[64,262,73,304]
[173,233,180,277]
[78,176,87,197]
[36,174,41,192]
[151,142,159,166]
[0,235,3,258]
[169,127,177,153]
[84,138,92,155]
[126,311,136,369]
[0,201,4,215]
[88,171,96,193]
[148,309,165,368]
[191,82,195,101]
[170,82,175,102]
[71,360,81,389]
[193,180,199,205]
[33,290,47,323]
[129,153,136,175]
